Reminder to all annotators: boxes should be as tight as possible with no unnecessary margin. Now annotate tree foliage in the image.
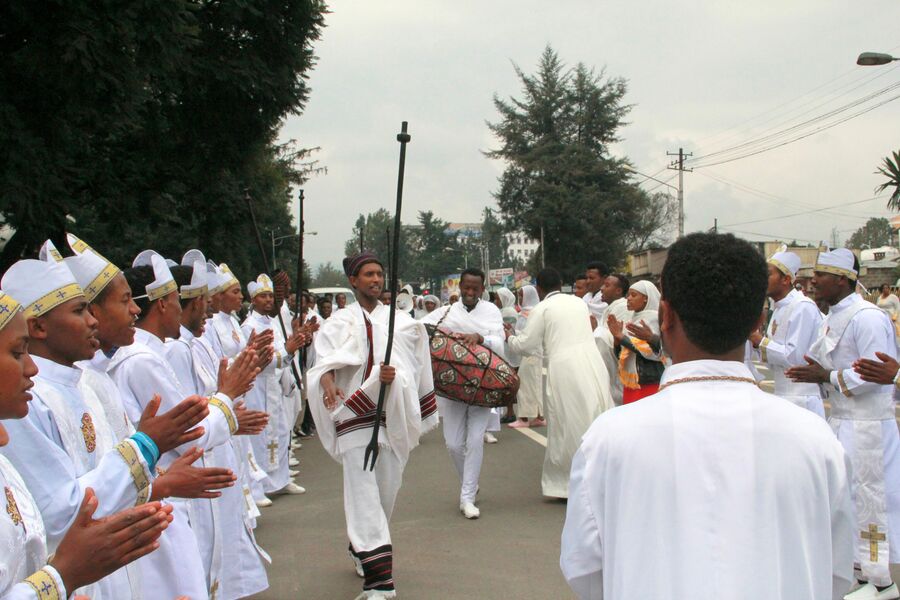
[847,217,893,249]
[311,261,345,287]
[876,150,900,212]
[0,0,328,285]
[486,45,660,278]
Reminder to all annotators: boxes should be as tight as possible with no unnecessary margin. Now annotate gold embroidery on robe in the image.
[5,486,22,528]
[80,412,96,453]
[24,568,61,600]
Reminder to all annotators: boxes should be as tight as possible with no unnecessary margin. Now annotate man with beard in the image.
[423,267,505,519]
[307,252,436,600]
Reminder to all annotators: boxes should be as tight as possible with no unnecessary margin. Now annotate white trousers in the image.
[437,397,491,504]
[342,445,404,553]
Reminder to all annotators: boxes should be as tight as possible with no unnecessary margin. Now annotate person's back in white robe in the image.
[561,359,855,600]
[508,292,612,498]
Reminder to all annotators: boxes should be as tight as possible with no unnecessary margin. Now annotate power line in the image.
[716,226,823,245]
[692,62,900,157]
[696,170,874,222]
[721,194,887,228]
[689,81,900,167]
[691,91,900,169]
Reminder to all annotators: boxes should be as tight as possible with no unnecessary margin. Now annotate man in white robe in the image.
[164,255,272,600]
[241,274,305,496]
[506,268,612,498]
[749,248,825,417]
[787,248,900,600]
[593,273,631,405]
[307,253,436,600]
[562,232,855,600]
[202,262,274,509]
[0,256,157,599]
[422,268,505,519]
[107,251,248,599]
[0,289,172,600]
[581,261,608,322]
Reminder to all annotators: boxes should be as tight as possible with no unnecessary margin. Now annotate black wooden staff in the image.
[364,122,411,471]
[244,190,304,392]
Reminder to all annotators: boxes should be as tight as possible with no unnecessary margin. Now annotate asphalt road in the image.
[251,422,576,600]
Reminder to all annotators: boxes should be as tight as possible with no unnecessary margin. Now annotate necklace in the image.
[657,375,759,391]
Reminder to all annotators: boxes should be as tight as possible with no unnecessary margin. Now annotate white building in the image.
[505,232,539,264]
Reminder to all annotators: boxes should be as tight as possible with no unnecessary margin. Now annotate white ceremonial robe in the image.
[582,290,607,321]
[0,455,69,600]
[204,312,269,501]
[757,289,825,417]
[307,302,435,598]
[279,300,305,424]
[808,292,900,587]
[561,359,855,600]
[189,326,271,600]
[512,311,543,420]
[0,356,151,600]
[423,300,505,504]
[508,292,612,498]
[592,297,631,405]
[241,311,293,493]
[108,328,238,600]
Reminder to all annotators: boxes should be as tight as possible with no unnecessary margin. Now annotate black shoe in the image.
[500,415,516,424]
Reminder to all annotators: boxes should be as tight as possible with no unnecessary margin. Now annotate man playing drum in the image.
[423,268,506,519]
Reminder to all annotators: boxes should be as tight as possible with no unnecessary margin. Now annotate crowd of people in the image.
[2,230,900,599]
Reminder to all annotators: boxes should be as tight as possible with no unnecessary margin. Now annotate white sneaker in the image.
[483,432,498,444]
[289,469,300,477]
[255,496,273,508]
[273,482,306,495]
[845,583,900,600]
[291,440,302,449]
[460,502,480,519]
[353,591,396,599]
[289,456,300,467]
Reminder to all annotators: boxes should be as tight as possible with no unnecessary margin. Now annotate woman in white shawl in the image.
[608,280,665,404]
[509,285,545,428]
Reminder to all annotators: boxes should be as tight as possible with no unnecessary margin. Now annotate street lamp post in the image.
[270,230,317,269]
[857,52,899,66]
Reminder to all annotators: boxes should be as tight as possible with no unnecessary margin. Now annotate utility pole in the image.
[667,147,692,238]
[831,227,840,249]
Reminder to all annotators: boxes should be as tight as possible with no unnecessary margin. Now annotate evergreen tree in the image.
[486,46,643,278]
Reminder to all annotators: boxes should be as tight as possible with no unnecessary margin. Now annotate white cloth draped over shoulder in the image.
[307,302,437,464]
[508,292,612,498]
[756,288,825,416]
[592,297,631,404]
[0,455,68,600]
[561,360,855,600]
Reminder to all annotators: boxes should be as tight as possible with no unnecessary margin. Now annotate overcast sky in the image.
[278,1,900,269]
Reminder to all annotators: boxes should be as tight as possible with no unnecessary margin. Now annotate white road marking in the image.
[512,426,548,447]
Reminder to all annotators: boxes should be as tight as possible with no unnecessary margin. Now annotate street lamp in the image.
[271,230,317,269]
[857,52,899,66]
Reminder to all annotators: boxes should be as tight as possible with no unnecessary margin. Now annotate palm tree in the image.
[876,150,900,211]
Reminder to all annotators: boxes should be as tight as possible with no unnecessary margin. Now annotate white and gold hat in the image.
[767,245,801,280]
[38,239,63,263]
[64,234,121,303]
[132,250,177,301]
[0,291,23,332]
[179,250,208,299]
[1,256,84,318]
[248,274,273,299]
[217,263,240,292]
[814,248,858,280]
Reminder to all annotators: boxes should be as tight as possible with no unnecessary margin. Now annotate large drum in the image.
[425,324,519,408]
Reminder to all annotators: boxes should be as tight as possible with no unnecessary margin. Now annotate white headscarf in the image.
[520,285,539,316]
[628,280,660,330]
[497,287,517,323]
